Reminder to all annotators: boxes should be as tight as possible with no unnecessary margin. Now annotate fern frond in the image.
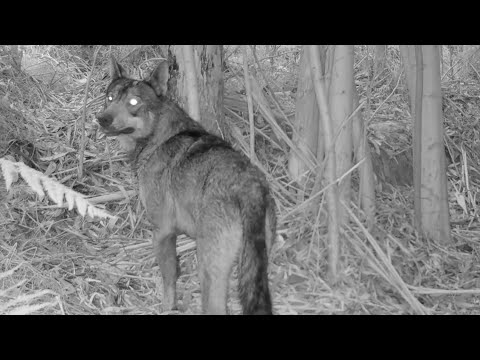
[0,158,116,220]
[0,157,19,191]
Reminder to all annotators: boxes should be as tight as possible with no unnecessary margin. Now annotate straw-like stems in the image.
[344,202,429,315]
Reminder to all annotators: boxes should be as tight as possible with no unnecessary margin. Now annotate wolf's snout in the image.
[96,112,113,128]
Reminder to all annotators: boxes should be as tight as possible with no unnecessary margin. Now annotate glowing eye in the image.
[129,98,138,106]
[107,95,113,101]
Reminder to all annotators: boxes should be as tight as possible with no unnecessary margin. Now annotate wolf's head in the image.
[96,56,169,149]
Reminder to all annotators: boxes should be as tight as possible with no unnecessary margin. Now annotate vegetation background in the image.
[1,45,480,315]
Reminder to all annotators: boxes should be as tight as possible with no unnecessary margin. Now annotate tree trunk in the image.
[288,46,319,192]
[316,45,327,163]
[324,45,335,95]
[328,45,354,223]
[420,45,451,244]
[309,45,330,197]
[413,46,423,233]
[400,45,416,116]
[352,84,375,226]
[373,45,386,75]
[308,45,340,284]
[162,45,227,139]
[182,45,201,122]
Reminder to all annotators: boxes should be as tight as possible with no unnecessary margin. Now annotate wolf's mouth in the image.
[101,127,135,136]
[119,127,135,135]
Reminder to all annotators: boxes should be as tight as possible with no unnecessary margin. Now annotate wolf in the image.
[96,57,277,314]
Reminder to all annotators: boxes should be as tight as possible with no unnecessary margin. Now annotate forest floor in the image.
[1,46,480,315]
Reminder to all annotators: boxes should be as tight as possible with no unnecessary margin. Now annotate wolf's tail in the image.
[238,187,275,315]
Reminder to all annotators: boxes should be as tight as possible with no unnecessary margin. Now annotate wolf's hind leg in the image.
[196,225,242,314]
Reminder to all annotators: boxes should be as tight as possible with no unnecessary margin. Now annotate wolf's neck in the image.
[130,100,204,166]
[156,100,205,142]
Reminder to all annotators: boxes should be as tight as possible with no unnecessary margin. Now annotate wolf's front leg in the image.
[153,229,178,312]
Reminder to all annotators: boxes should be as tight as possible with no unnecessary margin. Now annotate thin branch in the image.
[78,46,101,180]
[242,46,257,163]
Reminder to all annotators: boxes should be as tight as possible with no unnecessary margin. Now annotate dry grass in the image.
[1,45,480,315]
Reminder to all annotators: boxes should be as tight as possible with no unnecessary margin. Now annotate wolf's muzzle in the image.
[96,111,113,128]
[96,111,135,136]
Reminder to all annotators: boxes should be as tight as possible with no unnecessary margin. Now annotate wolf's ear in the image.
[148,60,169,97]
[110,55,128,80]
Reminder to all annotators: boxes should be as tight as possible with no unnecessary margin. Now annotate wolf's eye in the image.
[107,95,113,102]
[129,98,138,106]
